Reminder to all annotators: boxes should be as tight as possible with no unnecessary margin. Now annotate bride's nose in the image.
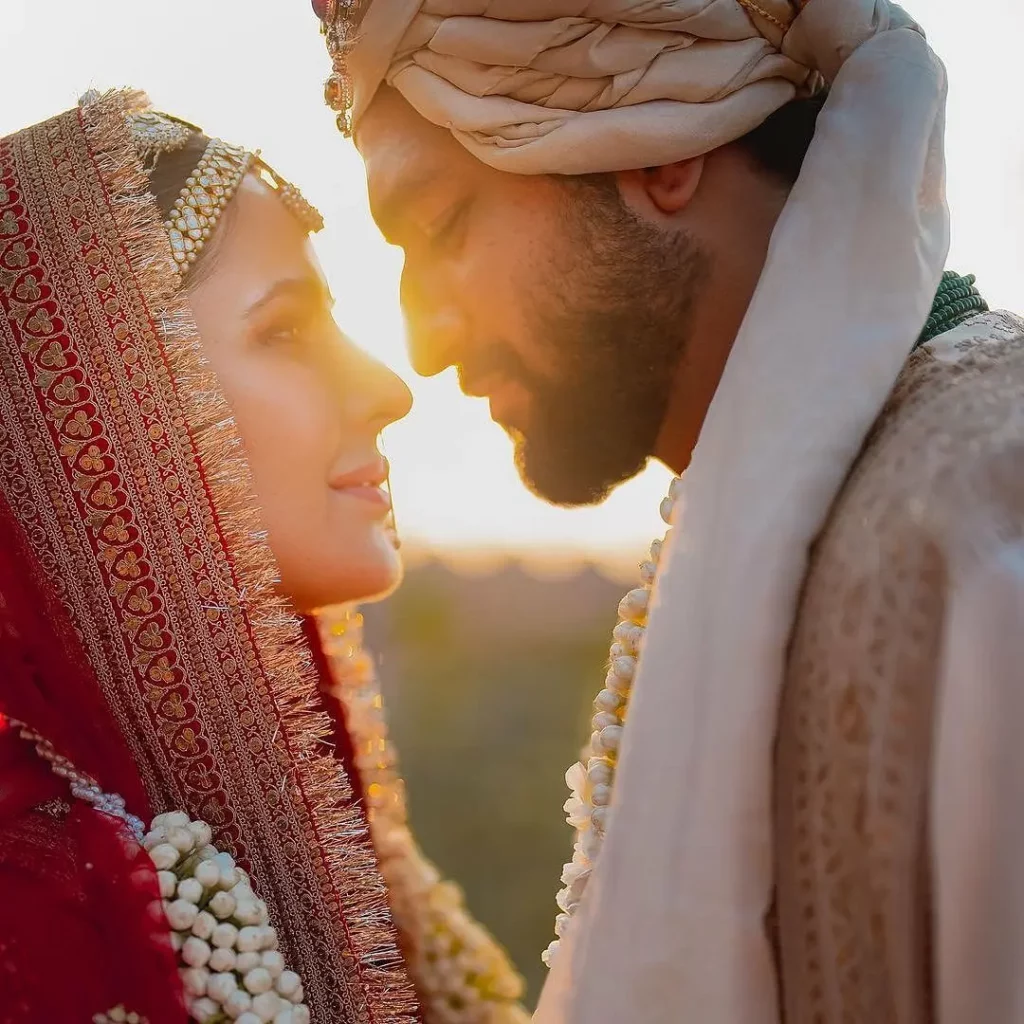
[345,341,413,430]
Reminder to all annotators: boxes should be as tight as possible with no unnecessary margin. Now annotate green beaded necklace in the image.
[916,270,988,348]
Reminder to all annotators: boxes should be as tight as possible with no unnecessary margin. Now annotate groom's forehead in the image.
[357,90,478,227]
[356,88,454,176]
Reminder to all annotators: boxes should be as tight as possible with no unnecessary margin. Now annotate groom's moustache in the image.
[456,344,541,399]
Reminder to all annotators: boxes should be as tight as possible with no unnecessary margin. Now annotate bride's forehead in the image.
[188,178,327,312]
[219,175,314,254]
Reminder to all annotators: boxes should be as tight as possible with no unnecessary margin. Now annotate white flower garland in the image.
[10,720,309,1024]
[543,476,681,967]
[92,1010,147,1024]
[142,811,310,1024]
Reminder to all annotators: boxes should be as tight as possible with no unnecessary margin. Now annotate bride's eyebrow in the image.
[243,276,333,319]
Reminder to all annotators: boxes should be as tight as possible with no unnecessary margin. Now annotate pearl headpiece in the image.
[127,112,324,281]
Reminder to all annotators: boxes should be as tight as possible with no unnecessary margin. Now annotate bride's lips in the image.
[329,457,391,512]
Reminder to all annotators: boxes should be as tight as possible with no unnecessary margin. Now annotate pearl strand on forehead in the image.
[543,475,682,967]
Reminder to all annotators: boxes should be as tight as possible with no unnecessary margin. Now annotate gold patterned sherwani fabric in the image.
[774,312,1024,1023]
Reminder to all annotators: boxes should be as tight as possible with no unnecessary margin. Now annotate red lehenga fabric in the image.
[0,495,185,1023]
[0,92,416,1023]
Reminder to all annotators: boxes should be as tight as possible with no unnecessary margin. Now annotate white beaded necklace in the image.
[9,719,311,1024]
[543,475,682,967]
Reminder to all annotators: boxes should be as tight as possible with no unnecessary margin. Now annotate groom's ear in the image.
[615,156,706,219]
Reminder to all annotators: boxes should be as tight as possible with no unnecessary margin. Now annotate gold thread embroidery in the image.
[736,0,791,33]
[0,92,416,1023]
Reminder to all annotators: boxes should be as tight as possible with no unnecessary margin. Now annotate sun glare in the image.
[2,0,1021,562]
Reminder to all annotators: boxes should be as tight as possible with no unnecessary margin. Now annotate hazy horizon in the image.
[3,0,1021,555]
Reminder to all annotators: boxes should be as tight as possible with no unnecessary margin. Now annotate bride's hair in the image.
[146,131,232,285]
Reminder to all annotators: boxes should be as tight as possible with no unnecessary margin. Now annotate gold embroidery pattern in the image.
[0,808,83,892]
[0,93,415,1023]
[774,321,1024,1022]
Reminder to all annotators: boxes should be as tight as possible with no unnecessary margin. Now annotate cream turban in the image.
[334,3,949,1023]
[345,0,902,174]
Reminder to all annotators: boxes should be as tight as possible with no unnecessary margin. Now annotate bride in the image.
[0,90,525,1024]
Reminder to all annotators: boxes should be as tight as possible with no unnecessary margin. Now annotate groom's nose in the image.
[400,272,467,377]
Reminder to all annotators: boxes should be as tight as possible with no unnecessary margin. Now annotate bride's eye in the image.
[258,321,302,347]
[263,324,301,345]
[256,307,315,348]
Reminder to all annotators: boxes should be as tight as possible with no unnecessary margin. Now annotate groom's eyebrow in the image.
[369,169,438,244]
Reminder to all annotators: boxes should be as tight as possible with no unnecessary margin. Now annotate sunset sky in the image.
[3,0,1022,559]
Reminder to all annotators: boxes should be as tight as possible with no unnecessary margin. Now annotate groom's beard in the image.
[507,184,708,507]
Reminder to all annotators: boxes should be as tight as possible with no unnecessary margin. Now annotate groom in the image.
[315,2,1024,1022]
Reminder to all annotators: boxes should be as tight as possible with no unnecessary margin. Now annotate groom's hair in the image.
[561,92,826,200]
[736,92,827,184]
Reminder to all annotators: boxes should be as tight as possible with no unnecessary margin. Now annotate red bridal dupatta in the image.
[0,91,416,1023]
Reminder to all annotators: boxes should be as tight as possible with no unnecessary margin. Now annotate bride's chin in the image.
[278,527,404,613]
[350,534,405,605]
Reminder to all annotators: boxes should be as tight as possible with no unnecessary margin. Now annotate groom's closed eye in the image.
[422,199,471,249]
[368,180,422,246]
[367,163,459,251]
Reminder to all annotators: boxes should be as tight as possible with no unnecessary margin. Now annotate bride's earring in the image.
[384,476,400,550]
[379,439,400,550]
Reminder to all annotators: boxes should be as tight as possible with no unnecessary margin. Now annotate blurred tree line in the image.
[362,556,629,1006]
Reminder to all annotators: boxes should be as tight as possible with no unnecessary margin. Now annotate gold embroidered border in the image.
[0,92,415,1024]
